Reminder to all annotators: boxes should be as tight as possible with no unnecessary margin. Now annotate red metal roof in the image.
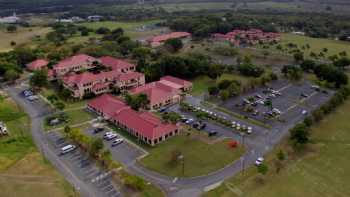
[149,32,191,43]
[99,56,135,71]
[160,76,192,89]
[88,94,178,140]
[55,54,97,68]
[26,59,49,71]
[63,70,144,86]
[130,81,180,105]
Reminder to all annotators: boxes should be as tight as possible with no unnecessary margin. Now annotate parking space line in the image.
[277,84,292,92]
[282,91,318,114]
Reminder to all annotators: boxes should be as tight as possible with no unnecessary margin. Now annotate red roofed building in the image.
[99,56,136,73]
[26,59,49,71]
[212,29,280,46]
[87,94,180,146]
[130,81,181,110]
[148,32,191,47]
[63,70,145,98]
[159,76,192,92]
[53,54,99,78]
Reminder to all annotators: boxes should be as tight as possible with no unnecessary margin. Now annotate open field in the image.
[79,20,168,40]
[140,133,244,177]
[280,33,350,57]
[0,96,74,196]
[191,73,251,96]
[0,152,75,197]
[0,26,51,52]
[0,97,33,170]
[204,98,350,197]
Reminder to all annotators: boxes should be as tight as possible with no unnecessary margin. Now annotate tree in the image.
[207,64,223,79]
[257,164,268,175]
[90,138,104,156]
[293,52,304,63]
[227,82,241,97]
[29,70,48,89]
[281,65,303,81]
[162,112,181,123]
[300,59,316,72]
[164,38,183,52]
[220,90,230,101]
[54,102,65,111]
[334,57,350,69]
[7,25,17,33]
[208,86,219,95]
[4,69,19,81]
[276,150,285,161]
[290,123,310,146]
[96,27,110,34]
[264,99,273,110]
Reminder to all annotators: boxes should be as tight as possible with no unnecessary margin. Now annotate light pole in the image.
[178,154,184,176]
[240,132,245,175]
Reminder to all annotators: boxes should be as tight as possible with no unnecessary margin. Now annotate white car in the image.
[256,99,265,105]
[247,127,253,134]
[185,119,194,124]
[302,110,308,115]
[255,157,264,166]
[27,95,39,101]
[111,138,123,147]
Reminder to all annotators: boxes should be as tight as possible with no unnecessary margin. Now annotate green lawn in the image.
[45,109,94,130]
[0,96,74,196]
[204,98,350,197]
[79,20,166,39]
[191,73,254,96]
[280,33,350,57]
[140,134,244,177]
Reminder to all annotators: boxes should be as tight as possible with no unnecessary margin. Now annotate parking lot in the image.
[221,80,333,126]
[83,124,146,166]
[167,102,268,141]
[46,131,121,197]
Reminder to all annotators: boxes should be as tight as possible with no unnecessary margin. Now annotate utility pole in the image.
[178,154,184,176]
[240,132,245,176]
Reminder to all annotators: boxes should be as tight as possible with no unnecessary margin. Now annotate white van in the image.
[60,144,76,155]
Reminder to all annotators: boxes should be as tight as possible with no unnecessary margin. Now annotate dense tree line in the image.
[167,12,350,39]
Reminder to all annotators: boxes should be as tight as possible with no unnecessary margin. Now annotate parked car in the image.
[22,90,33,97]
[247,127,253,134]
[208,131,218,137]
[255,94,263,99]
[301,110,308,115]
[185,119,194,125]
[27,95,39,101]
[104,133,118,141]
[111,138,123,147]
[93,127,104,134]
[272,108,281,115]
[60,144,76,155]
[255,157,264,166]
[301,93,309,98]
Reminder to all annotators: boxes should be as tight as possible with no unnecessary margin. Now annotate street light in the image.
[240,132,245,175]
[178,154,184,176]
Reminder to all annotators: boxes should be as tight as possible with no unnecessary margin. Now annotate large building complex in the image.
[88,94,180,146]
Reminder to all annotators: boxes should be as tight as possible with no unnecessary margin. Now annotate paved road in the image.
[4,85,115,197]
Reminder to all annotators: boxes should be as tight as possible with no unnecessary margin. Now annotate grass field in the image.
[44,109,94,131]
[280,33,350,57]
[0,96,74,196]
[140,133,244,177]
[79,20,167,39]
[0,26,51,52]
[191,73,256,96]
[0,152,75,197]
[204,98,350,197]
